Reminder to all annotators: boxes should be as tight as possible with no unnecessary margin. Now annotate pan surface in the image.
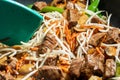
[99,0,120,27]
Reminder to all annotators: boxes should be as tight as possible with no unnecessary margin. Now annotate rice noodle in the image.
[99,14,112,32]
[52,32,75,58]
[75,3,81,11]
[85,0,89,10]
[77,33,87,54]
[0,52,11,59]
[0,48,18,58]
[86,29,94,44]
[111,77,120,80]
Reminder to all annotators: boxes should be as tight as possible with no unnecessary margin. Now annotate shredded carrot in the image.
[72,33,79,39]
[96,47,103,54]
[64,26,71,48]
[71,0,77,3]
[49,20,59,26]
[64,25,78,51]
[71,33,79,51]
[65,26,71,45]
[16,53,28,70]
[6,66,13,73]
[56,28,60,36]
[30,47,39,51]
[59,65,69,73]
[44,16,50,20]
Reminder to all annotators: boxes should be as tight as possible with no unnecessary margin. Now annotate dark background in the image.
[99,0,120,27]
[16,0,52,5]
[15,0,120,27]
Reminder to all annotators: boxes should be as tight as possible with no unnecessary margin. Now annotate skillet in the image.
[16,0,120,27]
[99,0,120,27]
[0,0,119,79]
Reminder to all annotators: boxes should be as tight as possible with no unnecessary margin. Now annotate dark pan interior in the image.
[99,0,120,27]
[15,0,52,5]
[16,0,120,27]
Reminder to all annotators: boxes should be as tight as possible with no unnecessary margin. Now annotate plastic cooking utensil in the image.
[0,0,43,46]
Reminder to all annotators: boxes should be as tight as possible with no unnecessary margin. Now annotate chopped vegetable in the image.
[116,62,120,77]
[88,0,100,12]
[27,4,33,8]
[40,6,64,13]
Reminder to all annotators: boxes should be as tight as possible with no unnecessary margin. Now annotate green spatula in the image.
[0,0,43,46]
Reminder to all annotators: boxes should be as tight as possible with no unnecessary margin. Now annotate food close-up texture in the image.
[0,0,120,80]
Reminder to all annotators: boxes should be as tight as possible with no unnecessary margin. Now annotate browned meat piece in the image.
[0,65,6,71]
[69,56,93,80]
[63,9,82,28]
[38,33,58,54]
[79,52,104,80]
[32,1,47,11]
[66,0,86,9]
[69,50,105,80]
[91,16,106,24]
[0,71,15,80]
[86,52,105,77]
[34,66,64,80]
[104,28,120,44]
[44,56,58,66]
[68,9,81,23]
[89,32,106,46]
[51,0,66,8]
[104,59,116,79]
[69,57,85,78]
[51,0,66,5]
[80,65,93,80]
[68,9,81,28]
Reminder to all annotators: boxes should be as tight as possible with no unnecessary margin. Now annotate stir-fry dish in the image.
[1,0,120,80]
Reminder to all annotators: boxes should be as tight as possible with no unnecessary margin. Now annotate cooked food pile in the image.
[0,0,120,80]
